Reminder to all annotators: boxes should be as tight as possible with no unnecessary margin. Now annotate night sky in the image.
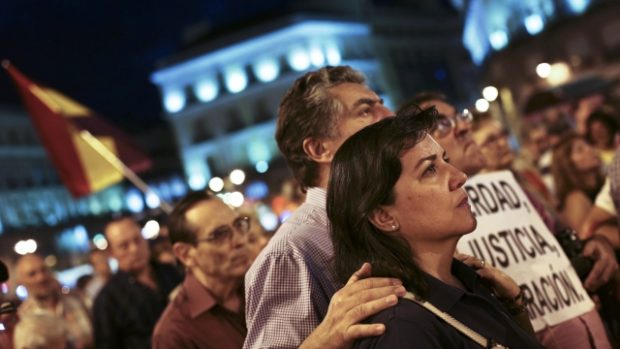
[0,0,293,130]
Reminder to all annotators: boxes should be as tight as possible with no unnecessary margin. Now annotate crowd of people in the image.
[1,65,620,348]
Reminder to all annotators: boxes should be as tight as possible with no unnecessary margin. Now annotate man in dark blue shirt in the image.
[93,216,182,349]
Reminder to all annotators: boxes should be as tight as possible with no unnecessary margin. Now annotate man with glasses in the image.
[153,191,252,348]
[399,92,486,176]
[93,217,182,349]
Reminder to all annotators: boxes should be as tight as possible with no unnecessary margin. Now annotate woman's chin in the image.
[461,216,478,235]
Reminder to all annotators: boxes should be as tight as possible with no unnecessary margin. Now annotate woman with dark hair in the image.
[585,107,619,166]
[551,134,605,231]
[327,108,542,348]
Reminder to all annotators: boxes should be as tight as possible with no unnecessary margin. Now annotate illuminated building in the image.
[152,16,389,190]
[151,9,475,188]
[461,0,619,110]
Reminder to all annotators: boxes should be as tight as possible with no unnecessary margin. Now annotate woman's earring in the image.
[391,224,399,231]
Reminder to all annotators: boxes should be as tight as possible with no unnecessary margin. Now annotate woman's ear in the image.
[172,242,193,267]
[368,207,400,233]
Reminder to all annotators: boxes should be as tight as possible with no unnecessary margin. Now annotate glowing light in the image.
[536,63,551,78]
[325,42,342,65]
[280,210,292,222]
[245,181,269,200]
[208,177,225,192]
[1,283,8,294]
[188,173,207,190]
[547,62,571,86]
[163,89,186,113]
[228,191,245,208]
[489,30,508,50]
[73,225,89,247]
[93,234,108,250]
[482,86,499,102]
[16,285,28,300]
[157,182,172,201]
[567,0,590,14]
[14,239,37,255]
[171,177,187,197]
[259,212,279,231]
[253,58,280,83]
[475,98,490,113]
[194,77,219,102]
[44,255,57,267]
[230,169,246,185]
[255,160,269,173]
[126,189,144,213]
[217,193,228,203]
[107,195,123,212]
[89,198,103,215]
[524,14,544,35]
[145,191,161,209]
[287,47,310,71]
[247,139,271,164]
[224,66,248,94]
[141,220,160,240]
[309,45,325,67]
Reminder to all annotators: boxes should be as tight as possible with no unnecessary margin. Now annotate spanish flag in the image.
[3,61,152,197]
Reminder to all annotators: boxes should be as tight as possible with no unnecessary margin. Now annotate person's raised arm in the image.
[580,205,616,240]
[563,191,593,232]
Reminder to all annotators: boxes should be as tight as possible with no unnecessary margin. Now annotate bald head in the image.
[105,217,150,273]
[16,254,56,301]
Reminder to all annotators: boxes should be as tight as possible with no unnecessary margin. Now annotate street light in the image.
[475,98,490,113]
[230,169,246,185]
[482,86,499,102]
[536,63,551,78]
[208,177,224,192]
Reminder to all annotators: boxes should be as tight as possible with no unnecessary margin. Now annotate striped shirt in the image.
[244,187,338,349]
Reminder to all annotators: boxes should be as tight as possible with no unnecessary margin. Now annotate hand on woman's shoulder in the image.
[353,298,451,349]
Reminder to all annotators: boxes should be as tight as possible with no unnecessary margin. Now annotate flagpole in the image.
[76,128,174,214]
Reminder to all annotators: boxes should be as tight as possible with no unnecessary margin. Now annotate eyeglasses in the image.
[432,109,473,138]
[195,216,251,245]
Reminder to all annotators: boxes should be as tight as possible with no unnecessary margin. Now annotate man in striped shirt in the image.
[244,66,405,349]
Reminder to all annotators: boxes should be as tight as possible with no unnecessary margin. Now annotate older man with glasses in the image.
[401,92,486,176]
[152,191,252,349]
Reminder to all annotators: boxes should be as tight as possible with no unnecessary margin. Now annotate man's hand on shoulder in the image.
[299,263,405,349]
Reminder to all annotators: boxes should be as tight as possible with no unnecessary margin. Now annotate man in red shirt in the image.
[152,191,252,348]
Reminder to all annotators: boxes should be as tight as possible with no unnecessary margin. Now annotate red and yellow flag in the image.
[3,61,152,197]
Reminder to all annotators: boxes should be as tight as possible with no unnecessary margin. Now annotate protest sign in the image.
[456,170,594,331]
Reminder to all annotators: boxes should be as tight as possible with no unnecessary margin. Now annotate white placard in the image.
[457,170,594,331]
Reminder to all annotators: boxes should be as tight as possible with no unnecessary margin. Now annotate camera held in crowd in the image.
[555,228,594,281]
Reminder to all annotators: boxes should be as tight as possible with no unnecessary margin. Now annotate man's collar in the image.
[305,187,327,208]
[183,272,217,319]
